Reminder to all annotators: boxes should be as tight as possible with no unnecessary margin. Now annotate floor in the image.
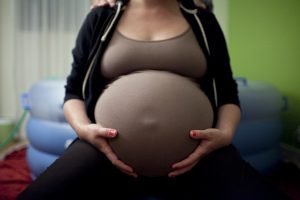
[267,161,300,200]
[267,146,300,200]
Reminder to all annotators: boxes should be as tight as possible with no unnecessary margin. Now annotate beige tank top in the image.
[101,28,207,79]
[96,28,213,177]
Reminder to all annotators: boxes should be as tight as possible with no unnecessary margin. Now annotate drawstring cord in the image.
[101,1,123,42]
[82,1,123,99]
[180,3,218,108]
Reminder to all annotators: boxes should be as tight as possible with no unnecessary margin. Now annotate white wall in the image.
[0,0,17,119]
[214,0,229,41]
[0,0,89,119]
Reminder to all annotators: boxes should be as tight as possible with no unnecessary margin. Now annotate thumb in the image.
[190,129,211,139]
[96,126,117,138]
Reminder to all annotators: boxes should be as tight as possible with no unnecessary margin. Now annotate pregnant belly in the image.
[94,70,214,177]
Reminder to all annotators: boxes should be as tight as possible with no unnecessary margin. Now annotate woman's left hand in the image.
[168,128,232,178]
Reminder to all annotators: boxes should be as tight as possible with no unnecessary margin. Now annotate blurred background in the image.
[0,0,90,121]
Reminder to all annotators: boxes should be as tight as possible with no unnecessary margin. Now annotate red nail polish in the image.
[108,130,116,137]
[192,131,197,137]
[169,174,176,178]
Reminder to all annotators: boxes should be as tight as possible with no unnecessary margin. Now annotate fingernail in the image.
[108,129,116,137]
[133,174,138,178]
[191,130,197,137]
[169,173,176,178]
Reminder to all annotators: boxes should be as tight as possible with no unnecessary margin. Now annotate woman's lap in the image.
[17,139,290,200]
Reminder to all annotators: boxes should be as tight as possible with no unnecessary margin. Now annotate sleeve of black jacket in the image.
[64,8,100,103]
[203,11,240,108]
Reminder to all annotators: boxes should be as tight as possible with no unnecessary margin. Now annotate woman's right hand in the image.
[78,123,138,178]
[79,124,137,177]
[64,99,137,177]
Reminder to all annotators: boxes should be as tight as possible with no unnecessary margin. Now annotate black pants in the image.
[17,139,290,200]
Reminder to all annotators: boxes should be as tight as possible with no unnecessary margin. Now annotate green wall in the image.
[228,0,300,148]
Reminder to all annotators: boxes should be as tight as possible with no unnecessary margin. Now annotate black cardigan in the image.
[64,2,240,124]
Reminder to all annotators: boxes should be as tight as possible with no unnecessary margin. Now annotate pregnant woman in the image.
[18,0,290,199]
